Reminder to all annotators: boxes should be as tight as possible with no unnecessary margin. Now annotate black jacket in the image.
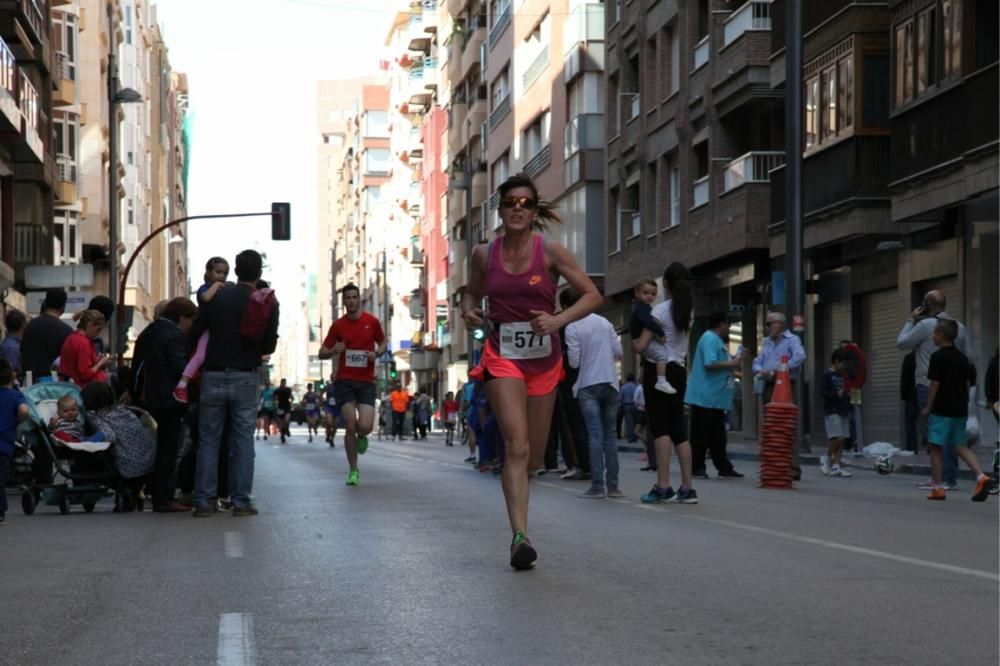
[132,318,189,409]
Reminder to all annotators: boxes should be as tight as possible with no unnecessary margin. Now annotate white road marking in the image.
[217,613,255,666]
[224,531,244,558]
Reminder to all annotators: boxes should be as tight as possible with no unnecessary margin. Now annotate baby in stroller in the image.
[50,395,107,444]
[80,382,156,511]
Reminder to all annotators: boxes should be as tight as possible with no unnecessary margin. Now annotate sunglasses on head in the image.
[500,196,537,210]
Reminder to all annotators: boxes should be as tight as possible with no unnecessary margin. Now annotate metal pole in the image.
[464,117,474,371]
[784,0,808,456]
[107,2,119,355]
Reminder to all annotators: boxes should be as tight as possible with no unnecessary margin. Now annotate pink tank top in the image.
[485,234,561,373]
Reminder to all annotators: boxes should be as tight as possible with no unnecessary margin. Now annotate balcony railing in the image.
[564,113,604,158]
[0,37,15,97]
[522,45,549,91]
[488,4,511,49]
[19,70,38,131]
[409,65,425,80]
[423,57,438,70]
[693,36,710,71]
[629,211,641,237]
[56,51,76,81]
[522,144,551,178]
[723,151,784,192]
[723,0,772,48]
[692,175,709,208]
[14,223,42,264]
[56,154,77,183]
[488,95,510,130]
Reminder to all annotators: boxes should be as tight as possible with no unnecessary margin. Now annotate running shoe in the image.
[972,474,992,502]
[606,488,626,498]
[172,385,189,404]
[674,488,699,504]
[357,436,368,455]
[464,456,477,463]
[346,470,359,486]
[927,487,946,500]
[509,532,537,570]
[830,466,852,478]
[640,485,675,503]
[820,455,831,476]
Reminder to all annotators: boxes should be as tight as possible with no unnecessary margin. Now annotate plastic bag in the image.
[966,415,981,445]
[863,441,900,458]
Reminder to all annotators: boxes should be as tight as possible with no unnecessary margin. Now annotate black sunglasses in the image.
[500,196,537,210]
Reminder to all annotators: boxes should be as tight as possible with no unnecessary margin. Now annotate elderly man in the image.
[752,312,806,404]
[897,289,971,490]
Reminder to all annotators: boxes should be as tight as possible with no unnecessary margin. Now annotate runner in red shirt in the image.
[442,391,460,446]
[319,283,386,486]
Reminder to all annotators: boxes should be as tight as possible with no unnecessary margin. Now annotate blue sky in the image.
[153,0,395,294]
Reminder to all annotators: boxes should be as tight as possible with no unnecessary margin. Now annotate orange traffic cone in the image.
[772,355,793,404]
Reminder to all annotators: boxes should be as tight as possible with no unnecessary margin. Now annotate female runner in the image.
[462,174,601,569]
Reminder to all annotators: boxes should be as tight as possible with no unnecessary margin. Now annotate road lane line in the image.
[217,613,255,666]
[224,531,244,558]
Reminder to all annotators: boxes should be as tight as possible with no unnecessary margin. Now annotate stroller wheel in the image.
[58,496,70,515]
[21,491,36,515]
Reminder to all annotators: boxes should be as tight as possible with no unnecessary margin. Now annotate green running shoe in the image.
[509,531,537,570]
[357,435,368,455]
[346,470,359,486]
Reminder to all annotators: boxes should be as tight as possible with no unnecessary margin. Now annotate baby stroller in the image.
[18,382,120,515]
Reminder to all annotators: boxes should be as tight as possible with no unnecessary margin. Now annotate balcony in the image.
[889,63,999,187]
[52,52,75,107]
[447,102,466,154]
[55,153,77,205]
[18,69,42,161]
[723,151,783,192]
[488,95,510,130]
[410,242,425,266]
[693,35,710,71]
[0,35,20,132]
[522,45,549,91]
[522,144,551,178]
[470,170,487,206]
[406,64,432,105]
[564,113,604,158]
[422,56,439,91]
[771,136,892,225]
[406,13,430,53]
[692,175,710,209]
[3,0,47,48]
[723,0,772,49]
[488,5,511,50]
[464,90,487,141]
[448,188,466,221]
[460,27,485,79]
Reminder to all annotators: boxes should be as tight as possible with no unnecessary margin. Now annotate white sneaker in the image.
[560,467,578,480]
[820,455,831,476]
[831,466,852,478]
[654,379,677,395]
[917,478,935,490]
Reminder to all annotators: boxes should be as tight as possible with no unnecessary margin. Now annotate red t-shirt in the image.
[323,312,385,383]
[442,399,460,423]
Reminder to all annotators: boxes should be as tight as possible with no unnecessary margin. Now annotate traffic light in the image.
[271,202,291,241]
[389,362,398,380]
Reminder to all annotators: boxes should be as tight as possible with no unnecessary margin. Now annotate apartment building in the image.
[0,0,57,312]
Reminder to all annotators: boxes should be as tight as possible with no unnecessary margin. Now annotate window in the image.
[491,151,510,190]
[894,20,914,105]
[916,9,935,94]
[364,110,390,137]
[942,0,962,78]
[667,154,680,228]
[491,67,509,109]
[804,47,854,150]
[669,27,680,95]
[613,0,621,24]
[522,110,550,159]
[365,148,391,174]
[125,5,133,45]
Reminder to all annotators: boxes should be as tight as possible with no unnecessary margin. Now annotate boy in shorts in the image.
[922,319,991,501]
[0,360,28,524]
[819,349,852,477]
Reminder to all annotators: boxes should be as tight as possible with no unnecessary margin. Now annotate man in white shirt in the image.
[565,294,624,499]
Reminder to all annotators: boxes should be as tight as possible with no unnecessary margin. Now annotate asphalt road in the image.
[3,427,998,665]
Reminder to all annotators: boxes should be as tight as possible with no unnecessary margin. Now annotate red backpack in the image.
[240,288,277,341]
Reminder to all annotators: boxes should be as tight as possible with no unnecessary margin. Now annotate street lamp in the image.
[107,3,143,356]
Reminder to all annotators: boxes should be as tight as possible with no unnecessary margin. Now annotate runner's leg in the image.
[341,402,359,471]
[355,404,375,437]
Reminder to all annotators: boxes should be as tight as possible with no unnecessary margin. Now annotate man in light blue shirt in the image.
[685,312,745,479]
[752,311,806,403]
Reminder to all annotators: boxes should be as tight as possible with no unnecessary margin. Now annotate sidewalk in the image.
[618,432,998,481]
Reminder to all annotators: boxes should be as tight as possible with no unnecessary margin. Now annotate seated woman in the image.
[81,382,156,511]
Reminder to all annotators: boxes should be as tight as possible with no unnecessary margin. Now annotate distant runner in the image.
[274,378,294,444]
[323,377,340,447]
[319,283,387,486]
[302,383,321,443]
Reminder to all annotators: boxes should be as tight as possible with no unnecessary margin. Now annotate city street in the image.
[3,427,997,665]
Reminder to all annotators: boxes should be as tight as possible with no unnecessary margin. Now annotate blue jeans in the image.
[196,370,259,509]
[578,383,620,491]
[917,384,957,484]
[622,403,638,443]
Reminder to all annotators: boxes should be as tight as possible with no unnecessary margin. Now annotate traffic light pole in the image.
[114,210,282,360]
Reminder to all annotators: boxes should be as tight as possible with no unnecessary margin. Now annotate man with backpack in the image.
[191,250,279,517]
[319,283,386,487]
